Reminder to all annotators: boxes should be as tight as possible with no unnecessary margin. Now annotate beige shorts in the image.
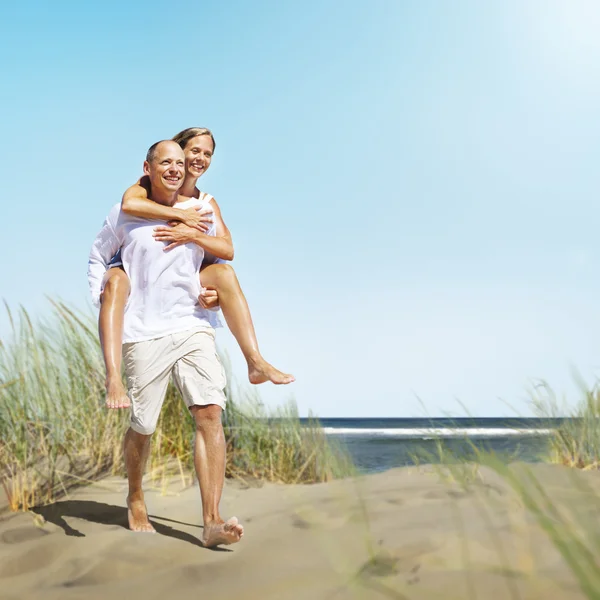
[122,328,227,435]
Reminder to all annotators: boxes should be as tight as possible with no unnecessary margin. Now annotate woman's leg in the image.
[200,263,294,385]
[99,267,131,408]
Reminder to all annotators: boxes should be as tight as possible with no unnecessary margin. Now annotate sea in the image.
[300,417,565,474]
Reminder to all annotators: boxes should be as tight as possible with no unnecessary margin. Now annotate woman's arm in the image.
[121,177,211,230]
[206,198,234,259]
[152,198,235,261]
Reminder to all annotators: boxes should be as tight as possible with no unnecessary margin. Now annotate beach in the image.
[1,462,597,600]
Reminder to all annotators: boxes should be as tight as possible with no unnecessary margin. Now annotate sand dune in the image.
[1,463,597,599]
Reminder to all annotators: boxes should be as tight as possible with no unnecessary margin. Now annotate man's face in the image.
[143,142,185,194]
[183,134,214,179]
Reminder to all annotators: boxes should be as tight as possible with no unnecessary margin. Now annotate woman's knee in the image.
[206,263,236,288]
[102,269,130,300]
[200,263,238,290]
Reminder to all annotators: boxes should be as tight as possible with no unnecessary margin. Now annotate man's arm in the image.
[87,210,122,308]
[153,198,234,261]
[121,177,212,231]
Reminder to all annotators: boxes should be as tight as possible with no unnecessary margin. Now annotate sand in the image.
[0,463,598,600]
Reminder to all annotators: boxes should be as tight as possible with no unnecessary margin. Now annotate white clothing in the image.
[87,195,223,343]
[123,328,227,435]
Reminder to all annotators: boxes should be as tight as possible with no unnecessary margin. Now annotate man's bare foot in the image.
[248,359,295,385]
[126,496,155,533]
[106,377,131,409]
[202,517,244,547]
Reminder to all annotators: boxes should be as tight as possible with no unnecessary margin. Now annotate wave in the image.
[322,427,554,438]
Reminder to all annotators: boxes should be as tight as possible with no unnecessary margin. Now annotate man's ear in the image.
[143,160,150,177]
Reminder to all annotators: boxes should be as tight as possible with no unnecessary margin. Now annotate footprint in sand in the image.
[407,563,421,585]
[291,515,311,529]
[0,545,57,579]
[423,489,469,500]
[1,526,50,544]
[358,552,400,578]
[386,497,405,506]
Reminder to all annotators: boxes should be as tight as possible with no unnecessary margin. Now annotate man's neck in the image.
[149,189,179,207]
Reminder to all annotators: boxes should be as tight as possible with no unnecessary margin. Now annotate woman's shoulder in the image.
[174,191,215,212]
[198,190,215,204]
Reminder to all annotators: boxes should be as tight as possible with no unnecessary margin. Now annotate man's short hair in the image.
[146,140,170,163]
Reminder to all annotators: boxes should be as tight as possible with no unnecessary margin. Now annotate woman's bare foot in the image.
[126,496,156,533]
[105,377,131,409]
[202,517,244,547]
[248,359,295,385]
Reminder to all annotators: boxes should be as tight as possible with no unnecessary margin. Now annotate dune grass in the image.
[0,300,353,512]
[421,442,600,599]
[409,382,600,600]
[386,385,600,598]
[530,379,600,470]
[222,384,355,483]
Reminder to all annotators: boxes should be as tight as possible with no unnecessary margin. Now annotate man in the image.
[87,140,243,547]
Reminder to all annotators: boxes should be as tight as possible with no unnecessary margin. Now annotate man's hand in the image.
[179,205,213,231]
[199,287,220,309]
[153,222,199,250]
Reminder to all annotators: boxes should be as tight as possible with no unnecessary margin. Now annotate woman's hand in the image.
[153,222,199,251]
[179,205,213,232]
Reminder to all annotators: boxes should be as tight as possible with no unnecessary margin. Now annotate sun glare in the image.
[525,0,600,61]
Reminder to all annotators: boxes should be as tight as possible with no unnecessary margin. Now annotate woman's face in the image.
[184,134,214,179]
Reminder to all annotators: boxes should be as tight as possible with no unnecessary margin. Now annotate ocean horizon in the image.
[300,417,563,474]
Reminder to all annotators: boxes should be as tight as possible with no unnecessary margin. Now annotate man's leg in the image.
[200,263,294,385]
[121,335,174,533]
[173,329,243,547]
[123,427,155,532]
[99,267,131,408]
[189,404,243,546]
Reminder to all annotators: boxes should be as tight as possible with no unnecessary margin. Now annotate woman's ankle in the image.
[106,374,124,386]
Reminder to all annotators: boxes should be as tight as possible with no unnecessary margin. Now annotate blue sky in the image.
[2,0,600,417]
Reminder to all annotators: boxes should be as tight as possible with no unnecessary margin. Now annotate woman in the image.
[100,127,294,409]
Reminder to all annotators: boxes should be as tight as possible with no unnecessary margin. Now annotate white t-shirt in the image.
[87,195,222,343]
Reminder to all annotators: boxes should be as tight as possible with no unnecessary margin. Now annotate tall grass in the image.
[0,301,353,511]
[410,380,600,600]
[0,301,123,510]
[426,443,600,599]
[392,387,600,598]
[222,386,355,483]
[531,379,600,469]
